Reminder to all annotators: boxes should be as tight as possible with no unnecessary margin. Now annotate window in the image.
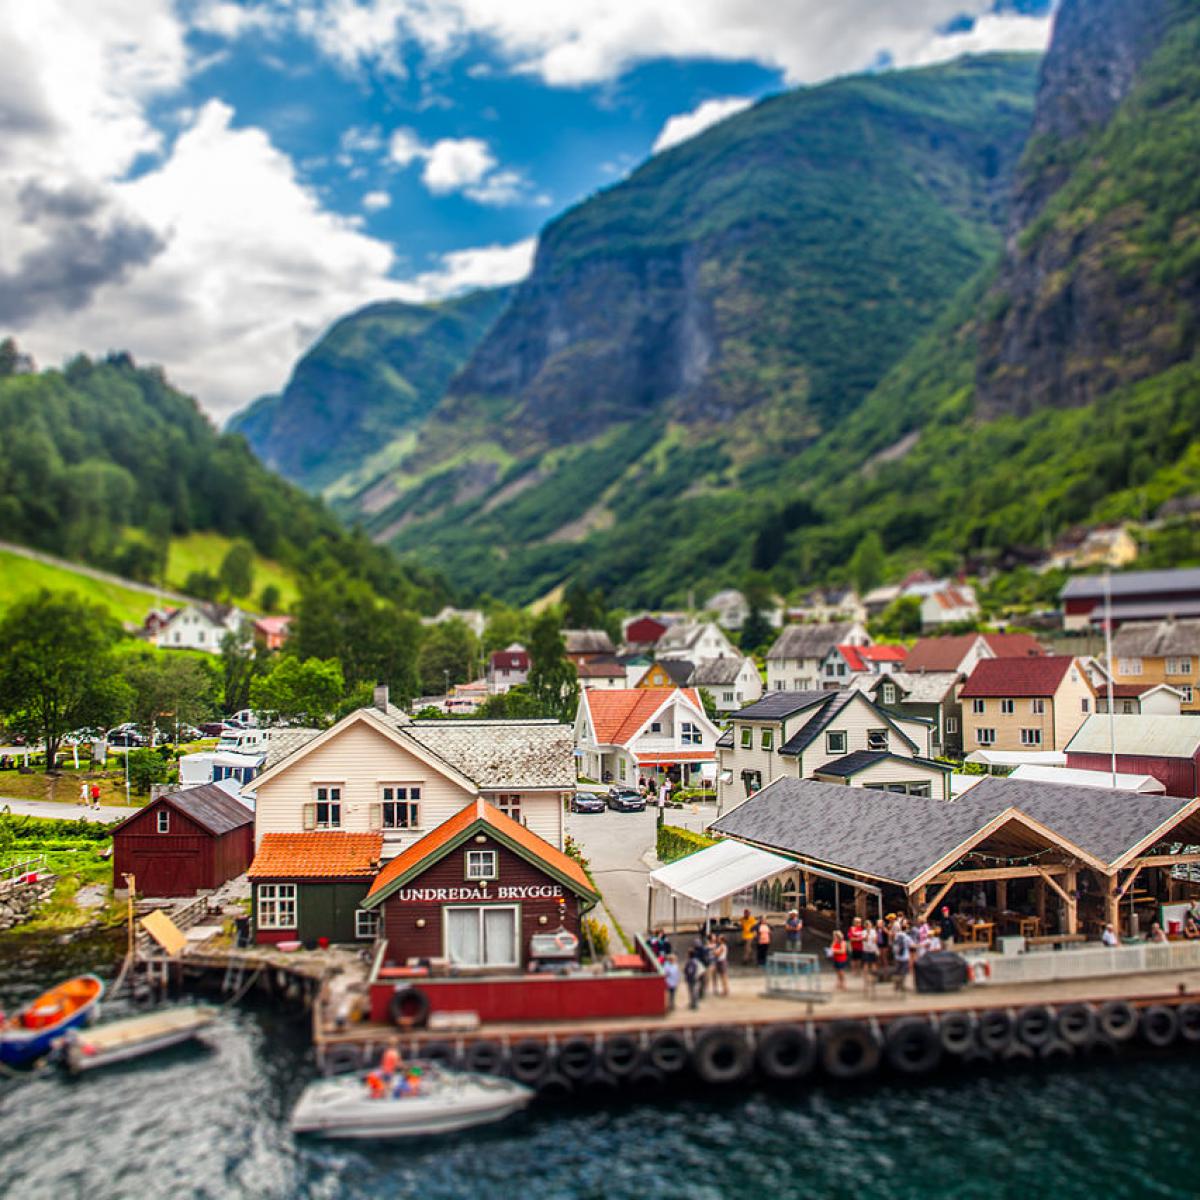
[972,699,985,714]
[381,784,420,829]
[1081,698,1090,713]
[495,794,521,821]
[741,769,762,797]
[1020,728,1043,747]
[1182,686,1194,704]
[618,758,626,780]
[1122,700,1135,714]
[945,717,958,734]
[1167,658,1193,676]
[878,781,932,797]
[310,785,341,830]
[740,727,752,749]
[1031,699,1045,714]
[976,728,996,746]
[826,730,847,755]
[1117,658,1143,676]
[723,691,735,703]
[650,721,662,734]
[257,883,296,930]
[867,729,888,752]
[1000,699,1015,715]
[761,728,774,751]
[445,906,518,968]
[882,684,897,706]
[156,810,170,834]
[355,909,380,940]
[681,721,702,746]
[466,850,498,880]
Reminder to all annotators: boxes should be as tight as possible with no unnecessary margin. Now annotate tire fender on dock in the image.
[602,1034,643,1078]
[884,1018,942,1076]
[464,1040,505,1075]
[693,1028,753,1085]
[756,1024,817,1083]
[1001,1041,1034,1063]
[821,1021,882,1082]
[556,1037,597,1082]
[509,1038,551,1084]
[537,1071,574,1099]
[1015,1005,1055,1049]
[388,986,431,1029]
[1139,1005,1179,1049]
[1097,1001,1138,1044]
[648,1032,690,1075]
[977,1009,1014,1053]
[1037,1038,1074,1062]
[628,1064,666,1091]
[1054,1003,1096,1048]
[1177,1003,1200,1043]
[938,1012,975,1056]
[418,1040,457,1068]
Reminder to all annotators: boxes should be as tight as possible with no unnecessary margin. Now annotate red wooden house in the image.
[112,784,254,897]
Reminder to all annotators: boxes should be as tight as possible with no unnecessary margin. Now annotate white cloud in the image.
[395,237,536,300]
[362,189,391,210]
[422,137,495,192]
[388,126,425,166]
[652,96,754,154]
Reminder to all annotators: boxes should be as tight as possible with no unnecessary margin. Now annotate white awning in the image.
[964,749,1067,768]
[1009,763,1166,794]
[648,839,795,907]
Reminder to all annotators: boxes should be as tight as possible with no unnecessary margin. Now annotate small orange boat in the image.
[0,975,104,1067]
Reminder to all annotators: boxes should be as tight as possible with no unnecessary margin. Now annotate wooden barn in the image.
[112,784,254,897]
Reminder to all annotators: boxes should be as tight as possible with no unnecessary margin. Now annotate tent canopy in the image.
[964,749,1066,768]
[648,839,795,908]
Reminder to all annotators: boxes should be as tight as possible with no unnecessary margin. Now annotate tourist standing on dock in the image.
[938,905,956,946]
[848,917,866,972]
[829,930,849,990]
[755,916,772,967]
[684,950,702,1009]
[785,910,803,952]
[714,935,730,995]
[892,921,913,990]
[1102,923,1120,947]
[875,919,889,967]
[740,909,756,965]
[663,954,680,1010]
[863,923,879,978]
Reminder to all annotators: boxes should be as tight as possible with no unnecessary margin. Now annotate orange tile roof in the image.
[367,798,596,899]
[248,832,382,880]
[585,687,701,746]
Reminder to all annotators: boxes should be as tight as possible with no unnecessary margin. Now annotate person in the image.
[692,935,710,999]
[848,917,866,972]
[89,782,101,810]
[784,909,803,952]
[740,908,757,966]
[663,953,681,1010]
[1149,922,1168,944]
[1101,923,1120,947]
[829,929,849,991]
[938,905,956,945]
[1185,917,1200,941]
[658,781,671,809]
[714,935,730,996]
[892,920,912,990]
[863,923,879,977]
[755,915,772,967]
[875,919,889,968]
[379,1042,402,1081]
[684,949,702,1010]
[705,932,720,994]
[79,781,89,807]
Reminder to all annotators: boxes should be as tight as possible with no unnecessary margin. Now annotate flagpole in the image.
[1103,570,1117,788]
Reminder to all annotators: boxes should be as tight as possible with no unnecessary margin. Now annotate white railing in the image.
[966,940,1200,987]
[0,855,47,887]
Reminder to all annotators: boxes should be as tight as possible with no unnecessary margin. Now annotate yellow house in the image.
[960,656,1095,753]
[1111,618,1199,713]
[636,660,693,689]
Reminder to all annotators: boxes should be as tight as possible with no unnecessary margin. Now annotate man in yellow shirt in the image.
[740,908,757,966]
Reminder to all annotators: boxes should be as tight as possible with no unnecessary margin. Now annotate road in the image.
[0,797,140,822]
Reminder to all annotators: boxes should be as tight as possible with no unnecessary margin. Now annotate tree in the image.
[127,748,170,795]
[259,584,282,613]
[697,687,720,723]
[563,581,607,631]
[477,686,546,719]
[482,606,531,654]
[870,595,922,640]
[250,656,344,727]
[0,590,132,770]
[220,623,264,715]
[219,539,255,598]
[526,611,579,722]
[120,649,219,742]
[849,530,885,594]
[184,570,220,601]
[418,618,478,695]
[739,570,775,654]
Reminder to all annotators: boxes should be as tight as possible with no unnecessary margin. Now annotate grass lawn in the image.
[165,531,298,609]
[0,549,154,625]
[0,767,146,807]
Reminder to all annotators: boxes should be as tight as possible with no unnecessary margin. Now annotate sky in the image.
[0,0,1054,422]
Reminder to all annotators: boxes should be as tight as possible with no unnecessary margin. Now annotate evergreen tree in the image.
[219,539,255,598]
[526,611,579,722]
[849,531,885,594]
[418,618,478,695]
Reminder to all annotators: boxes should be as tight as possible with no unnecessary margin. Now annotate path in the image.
[0,797,140,822]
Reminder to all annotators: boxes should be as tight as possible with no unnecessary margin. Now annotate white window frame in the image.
[826,730,847,755]
[312,784,342,830]
[257,883,297,930]
[761,728,774,751]
[443,904,519,969]
[1020,728,1043,747]
[1182,686,1194,704]
[740,727,752,749]
[681,721,701,746]
[882,684,897,706]
[867,729,889,752]
[156,810,170,834]
[1167,658,1193,676]
[466,849,498,880]
[355,909,380,940]
[972,699,985,714]
[1117,658,1143,676]
[1000,699,1015,715]
[380,784,420,830]
[495,794,522,821]
[976,728,996,747]
[945,717,958,734]
[1081,698,1090,713]
[1031,698,1045,714]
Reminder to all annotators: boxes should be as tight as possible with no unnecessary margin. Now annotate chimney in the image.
[373,683,389,713]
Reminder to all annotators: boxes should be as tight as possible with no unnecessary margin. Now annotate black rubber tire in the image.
[464,1040,505,1075]
[1015,1005,1055,1049]
[977,1009,1013,1053]
[1177,1003,1200,1043]
[1054,1003,1096,1048]
[821,1021,882,1082]
[756,1024,817,1083]
[1098,1001,1138,1044]
[537,1071,574,1099]
[417,1040,457,1068]
[648,1032,690,1075]
[1140,1005,1179,1049]
[324,1044,364,1075]
[388,986,431,1029]
[629,1064,666,1090]
[602,1034,642,1078]
[693,1028,753,1085]
[556,1037,597,1082]
[959,1044,993,1066]
[585,1069,620,1094]
[1001,1041,1034,1063]
[1038,1038,1074,1063]
[509,1038,551,1084]
[884,1018,942,1076]
[939,1012,975,1056]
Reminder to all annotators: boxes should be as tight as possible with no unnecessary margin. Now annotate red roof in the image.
[625,617,668,644]
[839,643,907,671]
[367,798,596,899]
[489,649,529,671]
[254,615,292,635]
[904,633,1047,673]
[576,658,625,678]
[584,687,702,746]
[959,656,1081,698]
[248,833,382,880]
[1111,682,1156,698]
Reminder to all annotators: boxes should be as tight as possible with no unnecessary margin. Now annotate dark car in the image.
[571,791,607,814]
[606,787,646,812]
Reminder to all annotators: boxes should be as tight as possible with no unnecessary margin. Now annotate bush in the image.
[127,748,169,795]
[581,916,610,959]
[656,824,718,864]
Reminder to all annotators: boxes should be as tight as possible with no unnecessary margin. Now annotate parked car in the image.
[606,788,645,813]
[571,791,607,814]
[106,724,144,748]
[198,722,226,737]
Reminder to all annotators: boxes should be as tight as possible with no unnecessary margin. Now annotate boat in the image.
[290,1065,534,1139]
[0,975,104,1068]
[60,1005,220,1073]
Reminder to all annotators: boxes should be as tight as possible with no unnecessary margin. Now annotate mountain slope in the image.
[342,54,1040,602]
[229,287,510,493]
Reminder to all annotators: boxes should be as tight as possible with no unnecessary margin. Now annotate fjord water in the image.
[1,935,1196,1200]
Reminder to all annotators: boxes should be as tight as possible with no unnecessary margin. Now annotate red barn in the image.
[624,616,668,647]
[112,784,254,897]
[1065,714,1200,798]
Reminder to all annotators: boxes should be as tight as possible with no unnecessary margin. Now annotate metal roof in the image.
[112,783,253,838]
[1062,568,1200,600]
[731,690,828,721]
[814,750,950,778]
[1065,714,1200,759]
[1009,764,1165,794]
[1112,619,1200,656]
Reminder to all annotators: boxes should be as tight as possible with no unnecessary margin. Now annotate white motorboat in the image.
[290,1066,534,1139]
[60,1006,219,1073]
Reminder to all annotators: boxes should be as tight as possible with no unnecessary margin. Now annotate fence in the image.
[966,940,1200,987]
[0,854,47,887]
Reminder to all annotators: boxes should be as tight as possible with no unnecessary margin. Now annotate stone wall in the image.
[0,876,58,932]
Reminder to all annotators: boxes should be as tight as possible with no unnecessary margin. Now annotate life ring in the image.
[648,1032,689,1075]
[969,959,992,984]
[601,1034,642,1078]
[388,986,431,1029]
[556,1037,597,1082]
[553,930,575,952]
[1097,1000,1138,1044]
[1037,1038,1074,1062]
[756,1024,817,1083]
[1054,1003,1096,1048]
[509,1038,550,1084]
[820,1021,881,1082]
[1015,1005,1055,1049]
[884,1018,942,1076]
[1177,1002,1200,1043]
[464,1040,505,1075]
[938,1012,975,1056]
[692,1028,753,1085]
[976,1009,1013,1053]
[1139,1004,1179,1049]
[324,1043,363,1076]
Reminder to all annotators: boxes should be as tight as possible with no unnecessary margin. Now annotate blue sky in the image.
[0,0,1054,419]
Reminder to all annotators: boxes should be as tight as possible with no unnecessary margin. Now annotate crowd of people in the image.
[649,928,732,1010]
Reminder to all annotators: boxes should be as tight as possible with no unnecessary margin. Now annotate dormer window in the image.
[157,810,170,834]
[826,730,847,755]
[466,850,497,880]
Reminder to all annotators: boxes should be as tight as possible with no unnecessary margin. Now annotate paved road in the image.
[0,797,140,822]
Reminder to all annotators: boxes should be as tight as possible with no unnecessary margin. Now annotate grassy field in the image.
[0,549,157,625]
[165,531,299,609]
[0,766,140,807]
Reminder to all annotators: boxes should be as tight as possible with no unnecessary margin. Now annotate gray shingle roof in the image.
[407,719,575,789]
[563,629,616,655]
[656,659,695,686]
[690,657,748,686]
[766,622,858,661]
[655,623,710,653]
[872,671,960,704]
[732,691,829,721]
[143,783,252,836]
[815,750,949,778]
[1061,568,1200,600]
[263,727,322,769]
[1112,618,1200,657]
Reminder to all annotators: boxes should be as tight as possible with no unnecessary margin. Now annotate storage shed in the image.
[112,784,254,897]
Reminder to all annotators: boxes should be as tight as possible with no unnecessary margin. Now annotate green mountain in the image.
[335,53,1041,602]
[0,348,448,613]
[228,288,510,494]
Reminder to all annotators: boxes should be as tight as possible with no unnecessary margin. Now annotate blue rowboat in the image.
[0,974,105,1068]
